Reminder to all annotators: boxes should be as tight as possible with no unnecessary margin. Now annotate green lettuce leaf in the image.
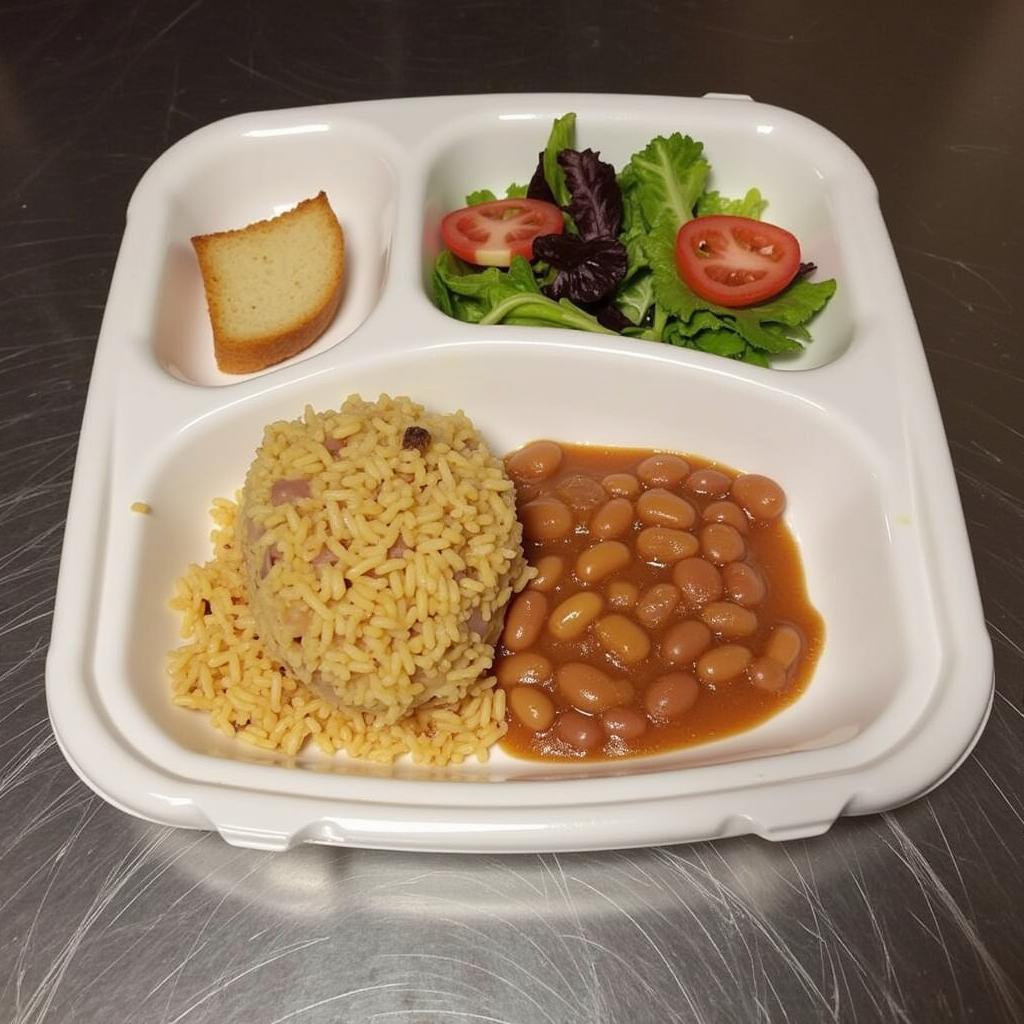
[505,254,542,294]
[431,251,615,334]
[431,251,507,322]
[693,331,747,357]
[614,271,655,326]
[622,133,709,233]
[737,277,838,327]
[619,178,646,234]
[618,186,650,283]
[465,182,531,206]
[667,309,732,338]
[727,318,804,353]
[542,112,576,208]
[647,220,703,321]
[739,347,771,367]
[696,187,768,219]
[431,262,456,317]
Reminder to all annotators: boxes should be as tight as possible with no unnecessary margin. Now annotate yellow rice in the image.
[168,394,529,764]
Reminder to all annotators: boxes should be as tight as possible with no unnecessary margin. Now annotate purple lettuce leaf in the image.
[557,148,622,241]
[533,234,628,305]
[594,302,633,333]
[526,152,556,205]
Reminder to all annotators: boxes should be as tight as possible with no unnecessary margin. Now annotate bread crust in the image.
[191,192,345,375]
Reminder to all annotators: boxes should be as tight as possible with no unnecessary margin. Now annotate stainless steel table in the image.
[2,2,1022,1021]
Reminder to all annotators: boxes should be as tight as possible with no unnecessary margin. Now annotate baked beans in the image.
[521,496,574,542]
[606,580,640,610]
[636,527,700,564]
[508,686,556,731]
[503,591,547,652]
[594,614,651,665]
[635,583,682,629]
[702,500,749,533]
[723,561,766,607]
[557,663,628,714]
[496,651,553,688]
[700,601,758,638]
[590,497,634,540]
[576,540,631,584]
[497,441,822,759]
[637,489,697,530]
[732,473,786,520]
[672,557,723,608]
[548,592,604,640]
[644,672,699,720]
[685,468,732,498]
[602,706,648,740]
[507,440,563,482]
[602,473,641,499]
[637,454,690,488]
[696,644,753,685]
[661,620,713,666]
[700,522,746,565]
[528,554,564,593]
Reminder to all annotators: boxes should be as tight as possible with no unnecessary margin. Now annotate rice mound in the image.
[168,394,530,763]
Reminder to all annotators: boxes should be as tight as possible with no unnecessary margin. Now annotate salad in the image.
[431,113,837,367]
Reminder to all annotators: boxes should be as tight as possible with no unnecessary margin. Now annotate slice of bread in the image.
[191,192,345,374]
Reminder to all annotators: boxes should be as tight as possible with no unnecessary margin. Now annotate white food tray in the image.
[46,93,993,853]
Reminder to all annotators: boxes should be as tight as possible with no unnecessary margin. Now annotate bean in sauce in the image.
[602,473,641,499]
[661,620,713,666]
[602,706,648,740]
[723,561,766,607]
[644,672,699,720]
[547,592,604,641]
[672,557,724,609]
[635,583,682,629]
[496,441,823,761]
[521,496,574,542]
[636,526,700,564]
[555,710,604,751]
[732,473,786,520]
[700,522,746,565]
[508,686,556,731]
[576,541,631,585]
[685,468,732,498]
[595,614,652,665]
[496,651,553,688]
[700,601,758,638]
[703,500,749,533]
[507,440,563,482]
[556,663,628,714]
[606,580,639,610]
[590,497,634,540]
[528,554,564,593]
[503,591,547,652]
[636,489,697,530]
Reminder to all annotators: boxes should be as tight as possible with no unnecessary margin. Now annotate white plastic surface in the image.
[46,94,993,853]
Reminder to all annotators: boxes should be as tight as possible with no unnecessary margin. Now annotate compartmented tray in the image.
[46,93,992,853]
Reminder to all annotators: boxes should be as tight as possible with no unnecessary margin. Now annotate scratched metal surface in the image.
[1,1,1022,1022]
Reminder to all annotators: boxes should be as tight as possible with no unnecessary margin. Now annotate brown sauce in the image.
[495,442,824,762]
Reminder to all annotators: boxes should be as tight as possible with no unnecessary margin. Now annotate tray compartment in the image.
[144,119,398,387]
[104,341,922,784]
[419,103,858,370]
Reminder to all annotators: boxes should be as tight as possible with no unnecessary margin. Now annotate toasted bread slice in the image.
[191,192,345,374]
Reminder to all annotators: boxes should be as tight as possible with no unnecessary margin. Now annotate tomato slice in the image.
[675,215,801,307]
[441,197,563,267]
